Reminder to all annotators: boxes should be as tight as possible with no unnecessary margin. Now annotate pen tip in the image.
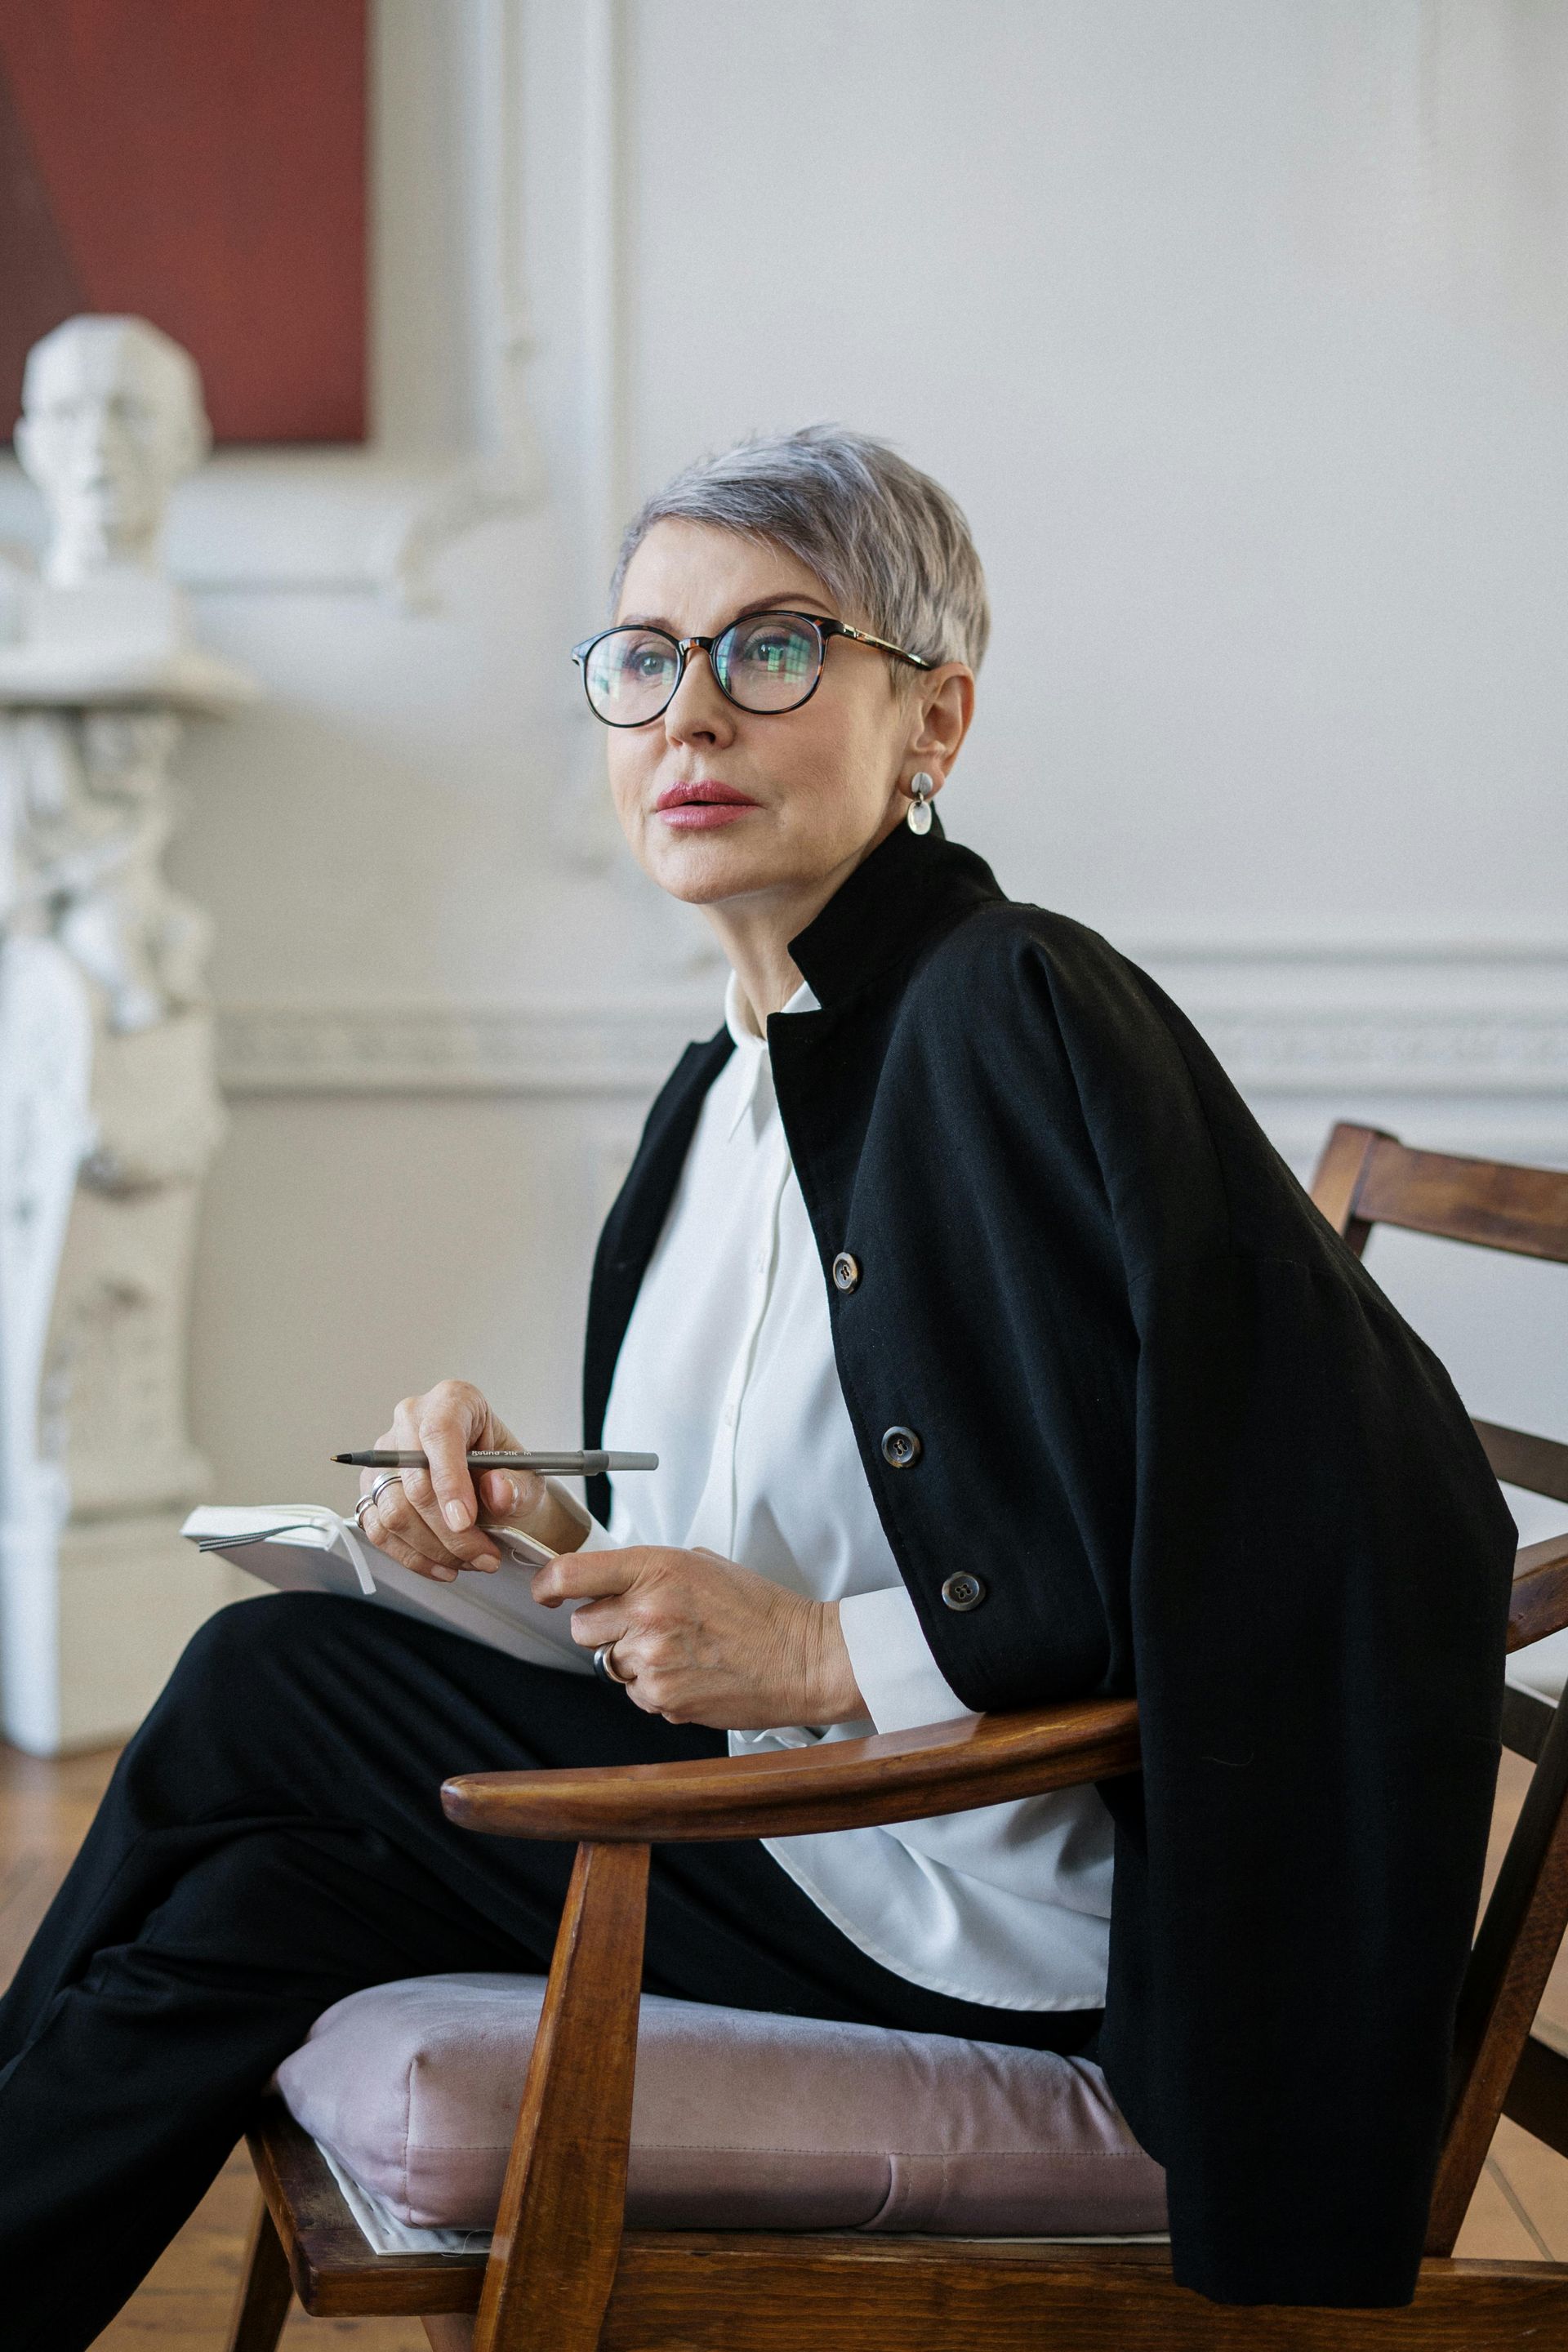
[331,1454,352,1463]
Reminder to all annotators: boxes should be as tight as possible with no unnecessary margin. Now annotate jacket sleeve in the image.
[1105,1237,1513,2304]
[1040,927,1517,2305]
[900,911,1517,2304]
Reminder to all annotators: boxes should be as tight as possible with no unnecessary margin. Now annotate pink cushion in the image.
[275,1972,1165,2236]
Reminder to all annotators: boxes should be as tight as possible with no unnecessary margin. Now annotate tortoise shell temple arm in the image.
[828,621,934,670]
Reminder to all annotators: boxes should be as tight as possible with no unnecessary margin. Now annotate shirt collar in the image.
[722,969,819,1138]
[785,814,1004,1008]
[724,969,818,1049]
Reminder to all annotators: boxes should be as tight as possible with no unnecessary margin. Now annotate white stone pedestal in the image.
[0,741,243,1753]
[0,317,258,1753]
[0,1512,239,1757]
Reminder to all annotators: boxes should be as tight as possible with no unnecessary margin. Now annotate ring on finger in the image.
[354,1471,403,1530]
[593,1641,632,1687]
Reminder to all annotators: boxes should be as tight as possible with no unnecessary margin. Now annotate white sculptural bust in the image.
[0,315,253,711]
[16,317,209,588]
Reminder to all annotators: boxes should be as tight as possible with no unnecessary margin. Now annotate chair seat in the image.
[275,1971,1166,2238]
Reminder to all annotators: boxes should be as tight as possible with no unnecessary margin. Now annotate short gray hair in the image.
[610,425,990,672]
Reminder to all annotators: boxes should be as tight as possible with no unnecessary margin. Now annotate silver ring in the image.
[356,1471,403,1527]
[593,1641,629,1686]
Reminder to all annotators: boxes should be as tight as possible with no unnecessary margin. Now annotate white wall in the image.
[5,1,1565,1567]
[626,1,1568,947]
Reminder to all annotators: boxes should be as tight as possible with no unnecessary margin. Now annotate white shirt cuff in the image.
[573,1514,617,1553]
[836,1585,978,1735]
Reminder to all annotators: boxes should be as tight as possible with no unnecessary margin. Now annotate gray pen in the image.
[332,1449,657,1474]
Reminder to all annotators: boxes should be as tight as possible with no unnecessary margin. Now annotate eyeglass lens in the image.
[714,614,821,710]
[583,613,823,723]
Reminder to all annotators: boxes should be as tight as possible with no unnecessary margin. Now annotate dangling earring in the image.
[906,772,935,835]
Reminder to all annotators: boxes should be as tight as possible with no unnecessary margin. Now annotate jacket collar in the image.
[786,812,1005,1007]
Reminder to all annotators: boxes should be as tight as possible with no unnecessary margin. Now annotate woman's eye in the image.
[742,633,799,671]
[616,641,672,681]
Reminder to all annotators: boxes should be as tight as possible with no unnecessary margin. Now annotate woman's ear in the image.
[907,664,974,789]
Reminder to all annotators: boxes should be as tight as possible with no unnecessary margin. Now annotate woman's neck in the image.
[699,810,906,1021]
[702,900,807,1024]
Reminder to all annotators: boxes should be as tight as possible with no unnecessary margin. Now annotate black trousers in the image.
[0,1592,1100,2350]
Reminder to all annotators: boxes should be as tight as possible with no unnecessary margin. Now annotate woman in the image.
[0,430,1513,2340]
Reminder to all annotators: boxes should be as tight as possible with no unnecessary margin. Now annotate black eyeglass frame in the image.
[569,609,935,727]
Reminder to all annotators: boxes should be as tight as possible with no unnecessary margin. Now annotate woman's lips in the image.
[654,783,759,831]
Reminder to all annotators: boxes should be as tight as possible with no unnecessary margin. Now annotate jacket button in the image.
[831,1251,860,1294]
[881,1425,922,1468]
[941,1571,987,1613]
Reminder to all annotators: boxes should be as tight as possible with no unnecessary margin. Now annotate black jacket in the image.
[582,819,1515,2306]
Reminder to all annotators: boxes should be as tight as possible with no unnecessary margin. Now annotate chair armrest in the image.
[441,1695,1139,1843]
[1508,1533,1568,1655]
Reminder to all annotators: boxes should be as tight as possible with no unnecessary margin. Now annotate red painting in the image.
[0,0,367,444]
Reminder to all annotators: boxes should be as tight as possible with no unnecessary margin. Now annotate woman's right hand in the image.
[357,1380,586,1582]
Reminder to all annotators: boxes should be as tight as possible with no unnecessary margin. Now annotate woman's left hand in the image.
[530,1544,866,1729]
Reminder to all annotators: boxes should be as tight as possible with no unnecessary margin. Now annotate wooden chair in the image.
[228,1122,1568,2352]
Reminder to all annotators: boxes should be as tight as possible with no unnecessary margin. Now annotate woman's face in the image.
[605,519,971,914]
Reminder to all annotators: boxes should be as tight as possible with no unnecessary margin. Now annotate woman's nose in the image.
[662,647,736,746]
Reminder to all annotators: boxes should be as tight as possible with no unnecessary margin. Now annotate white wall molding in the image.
[538,0,641,871]
[1181,1006,1568,1095]
[1125,936,1568,967]
[215,949,1568,1104]
[1136,945,1568,1099]
[576,0,634,597]
[216,996,724,1098]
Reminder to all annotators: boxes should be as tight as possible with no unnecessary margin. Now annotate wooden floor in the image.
[0,1744,1563,2345]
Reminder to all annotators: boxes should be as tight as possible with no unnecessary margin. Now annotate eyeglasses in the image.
[570,608,933,728]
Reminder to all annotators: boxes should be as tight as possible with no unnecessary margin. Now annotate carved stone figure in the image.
[16,314,207,586]
[0,318,252,1752]
[0,316,255,710]
[7,712,215,1034]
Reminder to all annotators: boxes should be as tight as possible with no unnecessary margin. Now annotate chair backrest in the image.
[1308,1123,1568,2252]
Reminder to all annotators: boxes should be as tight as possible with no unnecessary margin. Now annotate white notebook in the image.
[180,1505,595,1677]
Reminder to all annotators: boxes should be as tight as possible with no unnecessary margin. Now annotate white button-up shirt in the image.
[582,972,1115,2011]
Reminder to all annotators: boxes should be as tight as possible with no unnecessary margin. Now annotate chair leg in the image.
[225,2191,293,2352]
[423,2320,476,2351]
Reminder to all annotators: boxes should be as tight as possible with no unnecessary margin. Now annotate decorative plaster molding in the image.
[1125,935,1568,966]
[215,955,1568,1102]
[1186,1007,1568,1094]
[1137,945,1568,1098]
[216,998,724,1098]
